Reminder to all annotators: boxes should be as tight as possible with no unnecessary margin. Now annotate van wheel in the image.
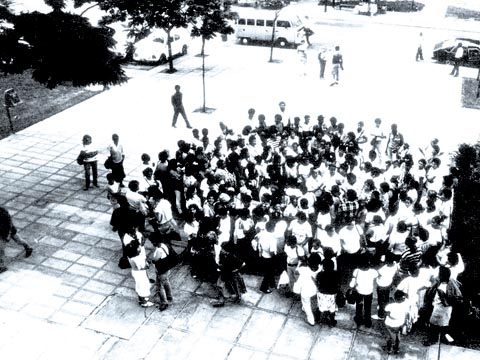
[445,59,454,65]
[240,37,249,45]
[182,45,188,55]
[275,38,288,48]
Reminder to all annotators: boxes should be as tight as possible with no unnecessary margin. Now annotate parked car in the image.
[432,38,480,67]
[133,28,190,64]
[383,0,424,12]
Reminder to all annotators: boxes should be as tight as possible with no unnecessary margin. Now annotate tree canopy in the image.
[0,1,126,88]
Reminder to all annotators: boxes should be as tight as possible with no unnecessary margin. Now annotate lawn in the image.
[0,70,101,139]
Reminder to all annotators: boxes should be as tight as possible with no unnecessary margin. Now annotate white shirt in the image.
[385,301,409,328]
[351,268,378,295]
[339,225,362,254]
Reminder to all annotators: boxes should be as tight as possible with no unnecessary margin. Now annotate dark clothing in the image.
[110,161,125,184]
[83,161,98,189]
[0,206,15,239]
[355,293,373,326]
[316,270,340,294]
[259,257,276,292]
[171,91,191,128]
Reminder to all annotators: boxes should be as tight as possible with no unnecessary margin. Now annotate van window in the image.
[266,20,273,27]
[256,19,264,26]
[247,19,255,26]
[153,37,165,43]
[277,20,290,28]
[174,35,180,41]
[238,18,246,25]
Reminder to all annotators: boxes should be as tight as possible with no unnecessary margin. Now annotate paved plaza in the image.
[1,2,480,359]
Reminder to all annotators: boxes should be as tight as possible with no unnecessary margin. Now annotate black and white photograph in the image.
[0,0,479,359]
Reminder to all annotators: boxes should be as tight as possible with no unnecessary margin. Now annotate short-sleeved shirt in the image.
[385,301,408,328]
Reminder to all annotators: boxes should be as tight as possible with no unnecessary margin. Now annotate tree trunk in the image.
[202,37,206,112]
[167,28,174,72]
[269,13,279,62]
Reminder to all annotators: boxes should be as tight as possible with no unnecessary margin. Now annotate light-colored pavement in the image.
[1,2,480,359]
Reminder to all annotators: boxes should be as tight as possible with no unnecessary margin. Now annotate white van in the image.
[235,8,304,47]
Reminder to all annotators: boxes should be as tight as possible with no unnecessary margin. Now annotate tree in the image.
[450,143,480,298]
[265,0,286,63]
[188,0,234,113]
[0,0,126,88]
[94,0,192,73]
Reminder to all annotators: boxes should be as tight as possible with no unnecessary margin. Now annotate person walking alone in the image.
[0,205,33,273]
[416,32,424,61]
[330,46,344,86]
[171,85,192,129]
[450,42,463,77]
[318,49,327,79]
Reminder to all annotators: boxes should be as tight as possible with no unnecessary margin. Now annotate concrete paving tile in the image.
[59,272,89,287]
[23,205,50,216]
[114,286,139,300]
[61,299,98,317]
[35,265,65,278]
[52,249,83,262]
[48,310,85,327]
[39,235,67,248]
[147,289,192,326]
[83,294,152,339]
[18,162,42,171]
[48,174,71,182]
[4,198,30,211]
[171,297,219,334]
[188,335,234,360]
[56,169,79,177]
[241,288,264,307]
[72,234,101,246]
[227,346,269,360]
[36,217,63,227]
[272,317,317,359]
[1,158,23,167]
[45,161,68,169]
[94,270,127,285]
[62,241,93,255]
[2,171,28,180]
[83,279,116,296]
[54,283,79,298]
[66,263,99,278]
[42,257,73,271]
[102,260,128,274]
[22,302,61,320]
[59,198,90,209]
[145,328,201,360]
[73,289,108,306]
[437,344,479,359]
[257,291,293,314]
[237,310,287,352]
[205,305,253,342]
[24,252,48,266]
[13,218,34,230]
[90,247,116,261]
[46,209,76,221]
[7,259,37,271]
[194,281,221,298]
[309,327,353,360]
[348,331,388,360]
[97,239,122,251]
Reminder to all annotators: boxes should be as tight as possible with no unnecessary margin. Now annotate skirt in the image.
[131,269,151,298]
[317,292,337,312]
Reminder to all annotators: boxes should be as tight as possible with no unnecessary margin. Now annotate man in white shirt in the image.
[107,133,126,186]
[450,42,463,77]
[257,221,278,293]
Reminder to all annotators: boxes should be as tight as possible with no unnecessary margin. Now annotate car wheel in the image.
[182,45,188,55]
[158,54,167,65]
[445,59,454,65]
[275,38,288,48]
[240,37,249,45]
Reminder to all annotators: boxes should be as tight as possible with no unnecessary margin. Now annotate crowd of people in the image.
[100,100,465,354]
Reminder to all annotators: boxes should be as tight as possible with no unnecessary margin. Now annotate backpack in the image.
[154,243,180,274]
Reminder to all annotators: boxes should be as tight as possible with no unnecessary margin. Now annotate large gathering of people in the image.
[102,101,465,354]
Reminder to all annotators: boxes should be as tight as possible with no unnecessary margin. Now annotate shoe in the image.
[261,289,272,294]
[0,266,7,274]
[167,297,173,302]
[211,299,225,307]
[172,124,177,128]
[364,320,372,328]
[83,187,89,191]
[140,301,154,307]
[159,303,169,311]
[25,247,33,258]
[93,184,99,188]
[112,227,117,232]
[149,278,155,284]
[187,125,192,129]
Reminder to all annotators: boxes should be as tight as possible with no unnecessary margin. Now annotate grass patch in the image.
[0,70,101,139]
[461,77,480,110]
